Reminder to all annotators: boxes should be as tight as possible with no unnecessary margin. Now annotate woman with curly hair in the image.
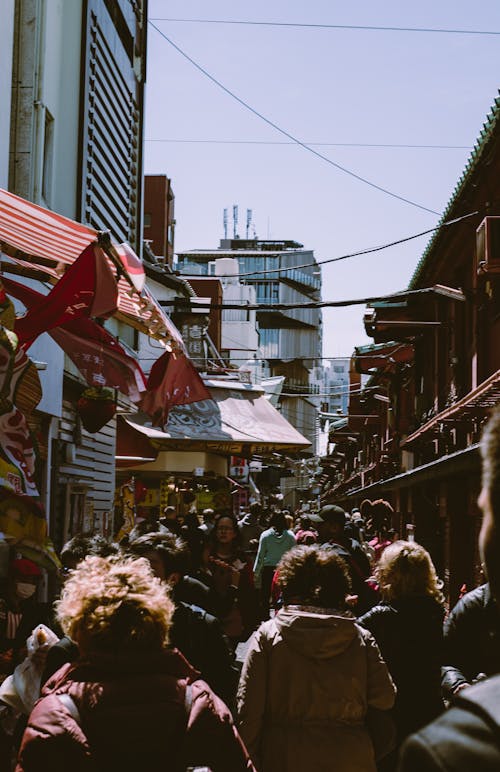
[237,545,396,772]
[16,555,254,772]
[359,541,445,764]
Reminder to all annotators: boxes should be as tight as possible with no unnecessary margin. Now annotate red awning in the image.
[0,189,182,346]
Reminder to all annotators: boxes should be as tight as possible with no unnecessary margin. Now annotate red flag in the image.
[51,321,146,402]
[14,243,118,349]
[141,351,211,427]
[4,277,146,402]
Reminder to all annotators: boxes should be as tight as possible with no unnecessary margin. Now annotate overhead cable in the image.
[179,209,480,279]
[149,18,500,36]
[160,286,463,311]
[148,21,440,215]
[145,138,471,149]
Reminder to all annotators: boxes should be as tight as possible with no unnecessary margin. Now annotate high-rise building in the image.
[177,238,322,451]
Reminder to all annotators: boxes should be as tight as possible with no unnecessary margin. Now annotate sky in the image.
[144,1,500,357]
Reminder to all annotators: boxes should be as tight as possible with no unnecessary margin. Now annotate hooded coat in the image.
[237,607,396,772]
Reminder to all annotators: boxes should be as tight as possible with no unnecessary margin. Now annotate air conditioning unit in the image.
[476,216,500,275]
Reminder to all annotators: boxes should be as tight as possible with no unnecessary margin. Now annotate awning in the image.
[0,188,182,345]
[402,368,500,447]
[118,382,311,456]
[354,341,414,375]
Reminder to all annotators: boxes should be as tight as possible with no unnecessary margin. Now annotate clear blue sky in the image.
[144,1,500,357]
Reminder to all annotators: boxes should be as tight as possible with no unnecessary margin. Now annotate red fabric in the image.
[11,558,42,577]
[14,244,118,350]
[4,277,146,402]
[141,351,211,428]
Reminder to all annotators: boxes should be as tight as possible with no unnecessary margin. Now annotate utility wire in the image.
[178,209,480,279]
[148,22,440,216]
[146,139,471,149]
[149,18,500,36]
[161,286,463,312]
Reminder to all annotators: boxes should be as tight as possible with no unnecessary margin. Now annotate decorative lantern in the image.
[77,387,116,433]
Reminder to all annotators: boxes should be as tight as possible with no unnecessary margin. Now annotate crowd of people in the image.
[2,408,500,769]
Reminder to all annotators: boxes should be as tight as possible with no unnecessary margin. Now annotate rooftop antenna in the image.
[223,208,228,239]
[233,204,239,239]
[246,208,252,239]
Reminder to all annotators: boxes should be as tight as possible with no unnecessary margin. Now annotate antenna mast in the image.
[246,208,252,239]
[223,208,228,239]
[233,204,239,239]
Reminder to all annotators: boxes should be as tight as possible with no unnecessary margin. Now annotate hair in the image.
[376,540,444,604]
[359,499,373,518]
[56,555,174,658]
[127,531,189,577]
[61,534,119,568]
[270,511,287,534]
[299,515,312,529]
[370,499,394,533]
[481,407,500,519]
[277,545,351,609]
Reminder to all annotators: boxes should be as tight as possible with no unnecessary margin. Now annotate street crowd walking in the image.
[2,410,500,769]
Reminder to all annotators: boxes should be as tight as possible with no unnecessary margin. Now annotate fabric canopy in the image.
[0,188,182,345]
[118,382,311,456]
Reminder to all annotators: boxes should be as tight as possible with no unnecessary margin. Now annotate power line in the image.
[148,22,440,216]
[161,285,464,311]
[178,209,480,279]
[149,18,500,36]
[146,138,471,150]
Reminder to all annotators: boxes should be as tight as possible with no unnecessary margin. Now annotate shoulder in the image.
[358,604,395,628]
[401,695,500,771]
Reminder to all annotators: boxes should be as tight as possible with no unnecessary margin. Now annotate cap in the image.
[296,530,317,545]
[11,558,41,577]
[308,504,346,525]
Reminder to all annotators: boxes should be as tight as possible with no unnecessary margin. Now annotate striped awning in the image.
[0,188,183,346]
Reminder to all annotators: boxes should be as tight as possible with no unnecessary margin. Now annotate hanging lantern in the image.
[77,387,116,433]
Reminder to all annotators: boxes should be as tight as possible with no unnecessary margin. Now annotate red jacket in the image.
[16,649,254,772]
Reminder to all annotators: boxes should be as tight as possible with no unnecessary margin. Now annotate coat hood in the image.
[273,607,359,660]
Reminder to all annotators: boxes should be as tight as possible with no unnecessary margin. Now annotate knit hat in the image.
[11,557,41,578]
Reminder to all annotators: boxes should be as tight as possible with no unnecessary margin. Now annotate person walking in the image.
[399,406,500,771]
[238,545,396,772]
[253,511,296,619]
[16,554,254,772]
[358,541,445,768]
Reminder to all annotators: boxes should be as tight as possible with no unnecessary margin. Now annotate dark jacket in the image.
[322,538,376,614]
[399,675,500,771]
[17,650,254,772]
[359,595,445,739]
[441,583,500,700]
[0,597,50,674]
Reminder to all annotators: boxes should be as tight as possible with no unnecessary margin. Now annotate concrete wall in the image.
[0,0,15,187]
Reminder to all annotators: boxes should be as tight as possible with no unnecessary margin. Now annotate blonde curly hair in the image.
[56,555,174,658]
[376,540,444,605]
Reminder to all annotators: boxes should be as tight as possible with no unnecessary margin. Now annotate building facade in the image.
[177,238,322,452]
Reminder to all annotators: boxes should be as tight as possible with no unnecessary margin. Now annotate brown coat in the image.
[237,607,396,772]
[16,649,254,772]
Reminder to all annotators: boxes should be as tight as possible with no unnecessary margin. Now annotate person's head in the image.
[296,530,317,546]
[9,558,41,601]
[202,508,214,524]
[376,540,444,605]
[60,534,120,572]
[359,499,373,519]
[249,501,262,518]
[210,514,240,552]
[310,504,346,541]
[127,531,189,584]
[299,515,312,530]
[56,555,174,660]
[161,505,177,522]
[126,521,169,543]
[479,407,500,599]
[371,499,394,535]
[270,511,287,534]
[277,545,351,609]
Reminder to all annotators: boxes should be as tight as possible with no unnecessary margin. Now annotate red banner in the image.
[141,351,211,427]
[14,243,118,349]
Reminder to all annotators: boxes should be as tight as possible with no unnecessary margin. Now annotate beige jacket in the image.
[237,607,396,772]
